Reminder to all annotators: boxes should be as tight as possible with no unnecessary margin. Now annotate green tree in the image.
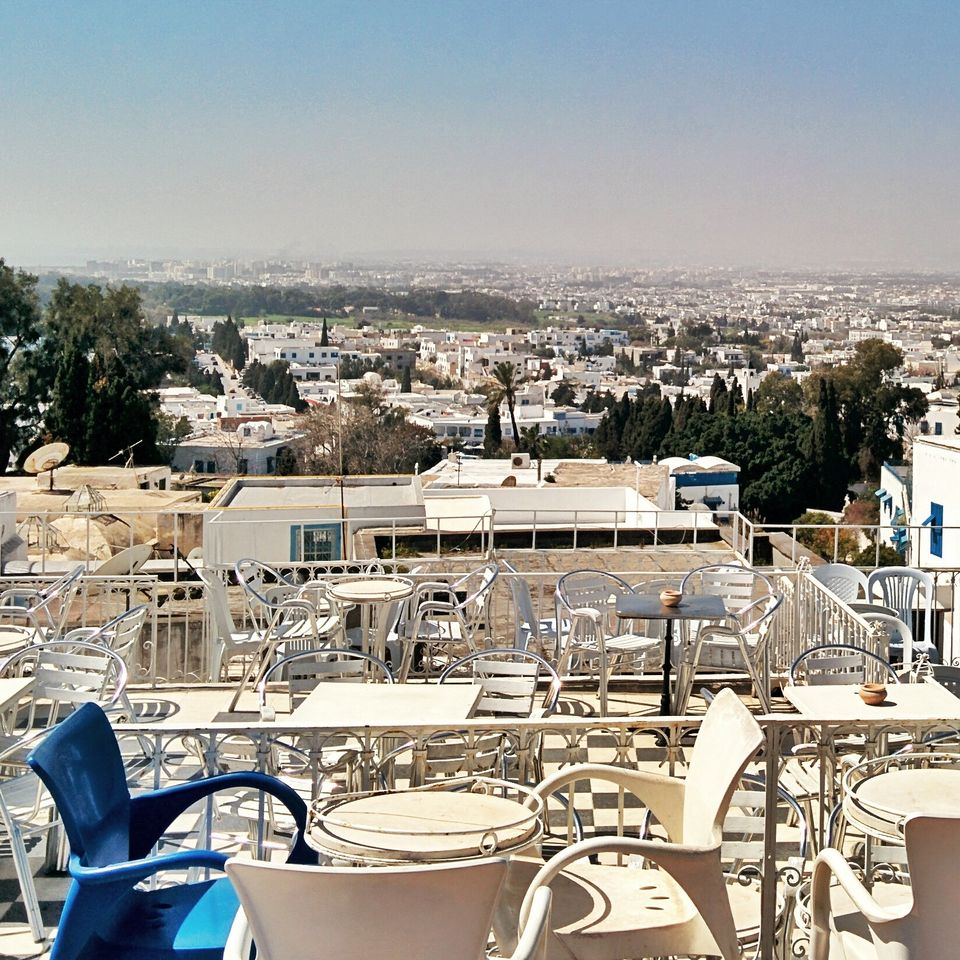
[83,353,162,465]
[400,365,412,393]
[483,404,502,457]
[790,331,804,362]
[320,317,329,347]
[45,339,91,459]
[487,361,524,451]
[0,260,44,469]
[550,381,576,406]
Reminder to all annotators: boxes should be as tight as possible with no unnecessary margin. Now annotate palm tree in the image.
[488,361,523,451]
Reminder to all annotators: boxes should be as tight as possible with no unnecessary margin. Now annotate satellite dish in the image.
[24,442,70,490]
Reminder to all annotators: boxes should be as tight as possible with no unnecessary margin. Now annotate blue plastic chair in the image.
[26,702,317,960]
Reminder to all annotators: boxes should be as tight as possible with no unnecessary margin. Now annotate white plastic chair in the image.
[495,688,763,960]
[224,857,553,960]
[811,563,869,603]
[198,568,261,681]
[810,814,960,960]
[867,568,936,662]
[554,570,663,716]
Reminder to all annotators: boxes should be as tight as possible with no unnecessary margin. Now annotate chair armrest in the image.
[224,907,254,960]
[533,763,686,840]
[511,887,552,960]
[70,848,228,886]
[129,771,317,863]
[810,847,908,959]
[518,835,732,956]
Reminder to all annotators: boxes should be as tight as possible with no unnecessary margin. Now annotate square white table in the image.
[288,682,484,728]
[783,682,960,722]
[0,677,33,713]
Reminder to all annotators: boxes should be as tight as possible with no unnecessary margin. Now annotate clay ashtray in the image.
[660,589,682,608]
[859,683,888,706]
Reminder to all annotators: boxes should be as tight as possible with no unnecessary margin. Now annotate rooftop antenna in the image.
[109,439,142,469]
[24,442,70,491]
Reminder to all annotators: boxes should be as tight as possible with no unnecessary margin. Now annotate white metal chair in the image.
[810,814,960,960]
[789,643,900,687]
[866,567,937,663]
[257,648,394,720]
[501,559,562,657]
[675,564,782,713]
[398,562,498,680]
[495,688,764,960]
[810,563,869,603]
[224,857,553,960]
[554,570,663,715]
[439,648,561,782]
[0,564,84,654]
[230,559,343,711]
[0,641,128,941]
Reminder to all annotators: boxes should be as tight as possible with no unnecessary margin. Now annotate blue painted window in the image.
[290,524,341,562]
[930,503,944,558]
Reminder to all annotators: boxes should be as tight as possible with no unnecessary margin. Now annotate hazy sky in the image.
[3,1,960,269]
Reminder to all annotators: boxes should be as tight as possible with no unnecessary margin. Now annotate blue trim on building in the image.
[673,471,739,488]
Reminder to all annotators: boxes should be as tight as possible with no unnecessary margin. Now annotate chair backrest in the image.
[439,648,561,717]
[0,640,128,731]
[681,562,762,617]
[26,702,132,868]
[810,563,869,603]
[867,567,934,653]
[36,564,85,635]
[198,568,241,639]
[789,643,900,686]
[682,687,764,846]
[859,610,914,664]
[86,604,149,663]
[258,648,393,716]
[502,559,540,647]
[235,558,298,622]
[556,569,633,615]
[900,815,960,951]
[225,857,508,960]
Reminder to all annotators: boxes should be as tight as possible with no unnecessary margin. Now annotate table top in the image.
[784,682,960,722]
[845,766,960,840]
[309,788,541,862]
[0,676,33,712]
[326,577,414,604]
[289,681,483,728]
[616,592,728,621]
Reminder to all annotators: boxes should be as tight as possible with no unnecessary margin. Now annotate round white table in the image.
[309,782,542,864]
[325,577,414,665]
[844,763,960,841]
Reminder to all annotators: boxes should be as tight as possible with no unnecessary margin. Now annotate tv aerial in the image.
[109,439,142,470]
[24,442,70,491]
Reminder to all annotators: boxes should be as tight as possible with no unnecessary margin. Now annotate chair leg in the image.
[6,818,47,942]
